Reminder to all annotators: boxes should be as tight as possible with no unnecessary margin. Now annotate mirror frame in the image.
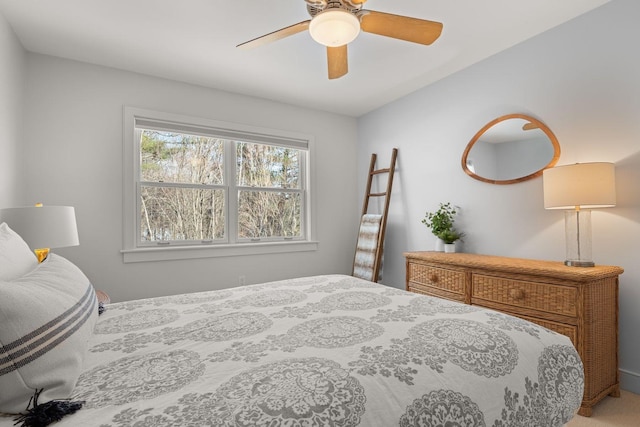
[461,113,561,185]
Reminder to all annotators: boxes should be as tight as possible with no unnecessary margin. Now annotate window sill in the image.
[121,240,319,263]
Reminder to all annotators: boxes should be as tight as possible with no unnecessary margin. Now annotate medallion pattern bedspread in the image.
[1,274,584,426]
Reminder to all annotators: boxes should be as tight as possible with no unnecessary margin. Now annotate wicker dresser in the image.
[404,251,624,417]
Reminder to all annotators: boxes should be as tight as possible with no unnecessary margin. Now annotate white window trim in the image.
[122,106,318,263]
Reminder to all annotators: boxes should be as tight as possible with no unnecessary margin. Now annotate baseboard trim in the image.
[620,369,640,394]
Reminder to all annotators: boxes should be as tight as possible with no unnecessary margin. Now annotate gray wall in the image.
[0,12,24,207]
[358,0,640,393]
[17,54,359,302]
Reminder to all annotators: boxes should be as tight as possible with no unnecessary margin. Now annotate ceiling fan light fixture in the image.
[309,9,360,47]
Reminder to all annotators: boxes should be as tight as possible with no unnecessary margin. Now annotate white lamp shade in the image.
[543,162,616,209]
[0,205,79,249]
[309,9,360,47]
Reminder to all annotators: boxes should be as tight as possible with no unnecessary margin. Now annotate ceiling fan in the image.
[237,0,443,80]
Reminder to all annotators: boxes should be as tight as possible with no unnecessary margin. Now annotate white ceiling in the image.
[0,0,610,117]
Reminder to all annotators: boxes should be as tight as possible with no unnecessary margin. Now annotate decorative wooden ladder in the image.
[352,148,398,282]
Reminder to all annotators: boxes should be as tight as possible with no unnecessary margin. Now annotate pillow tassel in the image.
[13,389,84,427]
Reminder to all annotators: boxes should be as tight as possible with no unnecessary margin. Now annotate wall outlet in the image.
[239,275,246,286]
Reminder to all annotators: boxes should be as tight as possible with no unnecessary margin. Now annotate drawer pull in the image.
[429,274,439,283]
[509,289,526,300]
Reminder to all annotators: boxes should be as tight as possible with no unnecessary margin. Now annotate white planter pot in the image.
[434,238,445,252]
[444,243,456,253]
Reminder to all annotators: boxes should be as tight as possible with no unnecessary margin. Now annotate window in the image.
[122,107,316,262]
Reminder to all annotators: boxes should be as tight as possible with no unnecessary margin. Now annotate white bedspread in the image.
[1,274,584,426]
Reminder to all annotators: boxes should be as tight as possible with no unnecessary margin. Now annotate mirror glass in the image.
[462,114,560,185]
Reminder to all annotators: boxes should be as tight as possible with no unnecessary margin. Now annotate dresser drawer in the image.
[507,313,578,346]
[407,262,467,301]
[471,274,578,317]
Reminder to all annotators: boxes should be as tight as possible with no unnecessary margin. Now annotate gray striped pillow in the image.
[0,254,98,414]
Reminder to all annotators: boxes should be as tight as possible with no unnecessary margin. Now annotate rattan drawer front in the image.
[511,313,578,345]
[472,275,577,317]
[408,283,466,303]
[407,262,466,296]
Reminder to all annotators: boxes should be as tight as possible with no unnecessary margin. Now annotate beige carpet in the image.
[567,391,640,426]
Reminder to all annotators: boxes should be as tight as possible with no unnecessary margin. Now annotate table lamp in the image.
[0,204,79,262]
[543,162,616,267]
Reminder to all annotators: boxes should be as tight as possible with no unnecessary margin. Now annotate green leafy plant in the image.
[421,202,464,243]
[422,202,457,236]
[437,228,465,244]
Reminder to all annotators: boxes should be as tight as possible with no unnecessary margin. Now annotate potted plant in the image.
[421,202,463,252]
[437,229,465,253]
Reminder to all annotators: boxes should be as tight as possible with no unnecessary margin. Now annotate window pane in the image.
[236,142,300,189]
[140,130,224,185]
[238,191,301,238]
[140,186,225,241]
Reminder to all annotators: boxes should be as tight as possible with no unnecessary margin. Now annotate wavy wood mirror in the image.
[462,114,560,185]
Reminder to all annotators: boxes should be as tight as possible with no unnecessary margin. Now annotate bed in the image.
[1,230,583,426]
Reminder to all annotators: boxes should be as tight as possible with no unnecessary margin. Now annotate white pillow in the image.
[0,254,98,414]
[0,222,38,281]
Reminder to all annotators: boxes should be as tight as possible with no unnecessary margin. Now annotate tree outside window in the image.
[137,128,306,246]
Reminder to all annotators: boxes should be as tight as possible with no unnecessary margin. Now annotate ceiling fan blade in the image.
[237,20,311,49]
[327,45,348,79]
[360,10,443,45]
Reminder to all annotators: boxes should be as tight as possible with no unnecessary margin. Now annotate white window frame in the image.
[122,106,317,263]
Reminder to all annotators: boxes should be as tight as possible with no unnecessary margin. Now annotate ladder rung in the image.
[371,168,390,175]
[369,192,386,197]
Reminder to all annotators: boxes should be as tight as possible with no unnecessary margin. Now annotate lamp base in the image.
[564,209,595,268]
[564,260,595,267]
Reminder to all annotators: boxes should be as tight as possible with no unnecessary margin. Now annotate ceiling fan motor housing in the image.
[305,0,363,18]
